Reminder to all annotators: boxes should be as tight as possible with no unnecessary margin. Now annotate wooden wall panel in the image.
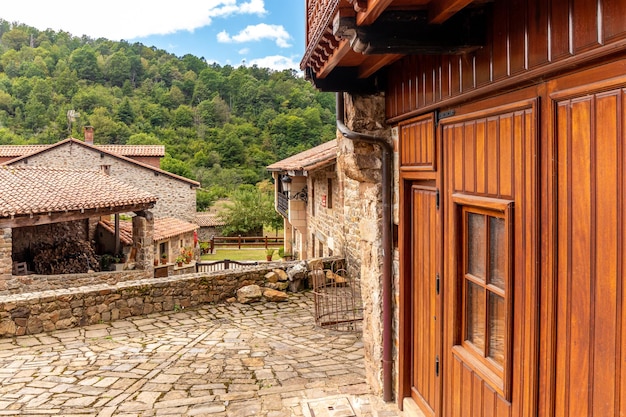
[385,0,626,121]
[399,114,436,170]
[553,88,625,417]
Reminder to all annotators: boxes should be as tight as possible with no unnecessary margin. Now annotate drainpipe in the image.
[336,92,393,402]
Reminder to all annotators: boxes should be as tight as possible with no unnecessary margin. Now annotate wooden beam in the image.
[0,204,154,229]
[356,0,394,26]
[429,0,474,24]
[318,39,353,78]
[358,54,402,78]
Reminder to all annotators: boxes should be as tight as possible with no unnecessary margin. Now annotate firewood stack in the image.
[32,239,100,275]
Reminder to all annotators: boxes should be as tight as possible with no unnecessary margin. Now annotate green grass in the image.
[200,247,283,262]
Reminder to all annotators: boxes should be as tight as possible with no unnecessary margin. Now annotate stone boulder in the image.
[273,269,289,282]
[287,262,307,281]
[264,271,280,283]
[262,288,289,302]
[236,285,263,304]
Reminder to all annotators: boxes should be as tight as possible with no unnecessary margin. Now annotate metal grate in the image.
[311,262,363,332]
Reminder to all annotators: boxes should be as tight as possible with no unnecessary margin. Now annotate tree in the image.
[69,46,101,81]
[218,185,277,236]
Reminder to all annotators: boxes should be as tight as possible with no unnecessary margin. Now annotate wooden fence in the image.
[201,235,284,254]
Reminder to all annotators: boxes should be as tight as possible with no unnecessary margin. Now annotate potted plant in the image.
[278,247,292,261]
[175,256,184,267]
[265,248,275,261]
[160,253,167,265]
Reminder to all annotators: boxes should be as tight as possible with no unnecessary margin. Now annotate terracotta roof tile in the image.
[0,143,165,157]
[195,213,225,227]
[267,139,337,172]
[0,166,157,218]
[153,217,198,241]
[99,217,198,243]
[98,219,134,245]
[98,144,165,157]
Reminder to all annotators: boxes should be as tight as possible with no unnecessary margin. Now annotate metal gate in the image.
[311,262,363,332]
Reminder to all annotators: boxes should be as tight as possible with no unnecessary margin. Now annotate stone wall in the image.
[0,228,11,277]
[339,92,396,397]
[307,165,344,258]
[0,258,342,337]
[11,142,197,222]
[0,270,152,295]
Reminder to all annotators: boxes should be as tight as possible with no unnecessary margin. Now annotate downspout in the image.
[336,92,393,402]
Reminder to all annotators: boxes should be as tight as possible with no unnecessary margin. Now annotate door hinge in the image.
[436,273,440,295]
[435,189,440,210]
[435,355,440,377]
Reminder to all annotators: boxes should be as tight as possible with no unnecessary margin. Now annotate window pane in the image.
[467,213,486,279]
[488,293,505,366]
[466,281,485,351]
[489,216,506,290]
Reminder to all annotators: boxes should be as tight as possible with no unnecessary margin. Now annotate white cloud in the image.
[238,48,250,55]
[246,55,301,72]
[217,24,291,48]
[0,0,267,40]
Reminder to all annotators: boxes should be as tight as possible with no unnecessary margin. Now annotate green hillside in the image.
[0,19,336,201]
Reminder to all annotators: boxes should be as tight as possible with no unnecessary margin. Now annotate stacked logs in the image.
[32,239,100,275]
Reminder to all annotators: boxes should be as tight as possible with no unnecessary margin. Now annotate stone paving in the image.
[0,292,403,417]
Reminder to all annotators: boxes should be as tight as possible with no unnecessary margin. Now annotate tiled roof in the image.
[98,144,165,157]
[195,212,225,227]
[2,138,199,187]
[267,139,337,172]
[153,217,199,241]
[0,143,165,157]
[0,145,50,157]
[98,219,134,245]
[0,166,157,218]
[98,217,198,243]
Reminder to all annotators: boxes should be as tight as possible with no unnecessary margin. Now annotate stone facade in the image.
[0,258,342,337]
[9,141,197,222]
[339,92,397,397]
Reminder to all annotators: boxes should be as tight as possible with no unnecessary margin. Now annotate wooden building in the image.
[302,1,626,417]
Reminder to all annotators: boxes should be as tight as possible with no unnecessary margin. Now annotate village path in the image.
[0,292,402,417]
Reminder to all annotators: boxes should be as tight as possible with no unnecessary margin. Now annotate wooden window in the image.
[327,178,333,209]
[452,194,513,398]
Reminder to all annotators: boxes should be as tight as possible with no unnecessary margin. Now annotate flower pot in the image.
[161,258,167,265]
[266,255,272,261]
[154,259,159,267]
[177,261,183,267]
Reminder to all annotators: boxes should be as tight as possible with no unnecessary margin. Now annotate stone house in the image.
[194,212,225,242]
[0,128,199,222]
[98,217,198,277]
[303,1,626,416]
[0,165,157,292]
[267,140,362,272]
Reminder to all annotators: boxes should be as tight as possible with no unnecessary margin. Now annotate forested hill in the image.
[0,20,336,196]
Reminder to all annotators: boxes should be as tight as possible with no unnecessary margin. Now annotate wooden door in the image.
[441,98,538,417]
[552,85,626,417]
[409,184,440,416]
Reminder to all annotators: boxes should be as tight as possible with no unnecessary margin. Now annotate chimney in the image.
[84,126,94,144]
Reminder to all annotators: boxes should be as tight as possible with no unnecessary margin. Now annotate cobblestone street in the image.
[0,292,402,417]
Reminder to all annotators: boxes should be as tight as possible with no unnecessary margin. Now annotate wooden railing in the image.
[201,235,284,254]
[277,192,289,217]
[196,259,259,273]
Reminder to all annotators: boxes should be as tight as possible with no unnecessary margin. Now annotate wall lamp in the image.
[281,175,308,202]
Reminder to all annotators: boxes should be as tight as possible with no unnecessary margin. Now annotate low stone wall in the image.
[0,270,152,295]
[0,257,343,337]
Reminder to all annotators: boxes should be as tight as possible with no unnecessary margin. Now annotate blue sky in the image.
[1,0,305,71]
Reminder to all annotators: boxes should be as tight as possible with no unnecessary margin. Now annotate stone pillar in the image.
[339,92,391,396]
[132,211,154,270]
[0,228,12,291]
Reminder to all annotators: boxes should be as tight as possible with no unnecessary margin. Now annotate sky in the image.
[0,0,305,72]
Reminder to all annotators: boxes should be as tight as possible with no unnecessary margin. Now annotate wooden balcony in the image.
[301,0,490,92]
